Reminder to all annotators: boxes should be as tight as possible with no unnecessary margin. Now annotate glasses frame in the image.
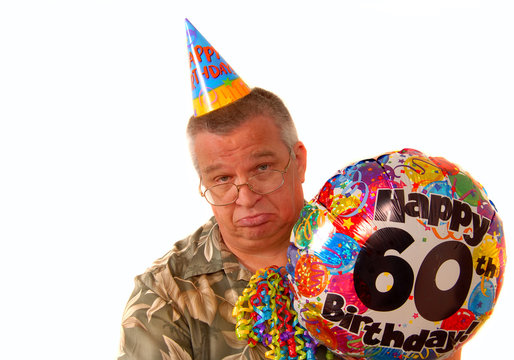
[199,152,293,206]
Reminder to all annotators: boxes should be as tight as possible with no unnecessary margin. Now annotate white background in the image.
[1,1,512,359]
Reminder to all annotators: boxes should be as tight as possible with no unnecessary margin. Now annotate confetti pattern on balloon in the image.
[287,148,506,359]
[295,254,330,298]
[326,273,368,314]
[304,315,338,351]
[441,309,476,331]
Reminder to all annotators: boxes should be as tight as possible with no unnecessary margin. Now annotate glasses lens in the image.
[249,170,285,195]
[205,184,238,205]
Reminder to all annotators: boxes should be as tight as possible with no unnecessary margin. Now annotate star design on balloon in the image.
[342,218,354,229]
[416,219,431,231]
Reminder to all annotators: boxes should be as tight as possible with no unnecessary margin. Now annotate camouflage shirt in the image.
[118,217,337,360]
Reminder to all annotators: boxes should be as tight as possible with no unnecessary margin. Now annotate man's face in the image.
[194,115,307,251]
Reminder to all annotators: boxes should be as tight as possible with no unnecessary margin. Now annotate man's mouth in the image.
[235,213,272,227]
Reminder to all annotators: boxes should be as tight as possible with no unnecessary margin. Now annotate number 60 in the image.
[353,227,473,321]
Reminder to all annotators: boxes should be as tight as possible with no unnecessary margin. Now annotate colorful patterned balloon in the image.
[287,148,506,359]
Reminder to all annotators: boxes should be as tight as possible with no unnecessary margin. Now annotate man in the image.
[118,19,314,359]
[118,20,467,360]
[118,87,308,359]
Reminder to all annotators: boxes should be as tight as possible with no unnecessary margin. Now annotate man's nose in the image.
[234,183,261,207]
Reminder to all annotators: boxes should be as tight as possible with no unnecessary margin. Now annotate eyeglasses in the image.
[199,154,292,206]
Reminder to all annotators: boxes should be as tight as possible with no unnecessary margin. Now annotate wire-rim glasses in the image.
[199,154,292,206]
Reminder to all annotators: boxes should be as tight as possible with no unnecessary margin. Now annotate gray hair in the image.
[186,87,299,172]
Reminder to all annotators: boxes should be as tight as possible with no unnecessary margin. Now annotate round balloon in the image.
[286,148,506,359]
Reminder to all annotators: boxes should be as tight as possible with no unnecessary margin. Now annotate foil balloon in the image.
[287,148,506,359]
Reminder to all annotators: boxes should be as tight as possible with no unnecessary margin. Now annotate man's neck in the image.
[223,238,290,273]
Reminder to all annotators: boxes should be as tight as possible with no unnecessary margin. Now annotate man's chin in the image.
[239,225,274,241]
[238,223,292,245]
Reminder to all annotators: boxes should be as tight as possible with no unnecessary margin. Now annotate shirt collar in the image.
[182,217,253,282]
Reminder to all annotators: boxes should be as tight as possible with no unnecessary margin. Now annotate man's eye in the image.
[214,176,231,184]
[257,164,271,172]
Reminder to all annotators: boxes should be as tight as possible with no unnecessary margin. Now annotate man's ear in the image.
[292,141,307,183]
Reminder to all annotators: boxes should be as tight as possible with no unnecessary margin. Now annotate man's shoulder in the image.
[139,216,223,280]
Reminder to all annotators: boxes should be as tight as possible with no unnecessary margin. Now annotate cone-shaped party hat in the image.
[185,19,251,117]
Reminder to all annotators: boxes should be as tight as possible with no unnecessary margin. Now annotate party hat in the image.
[185,19,251,117]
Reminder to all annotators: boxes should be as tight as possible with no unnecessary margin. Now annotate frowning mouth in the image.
[235,213,273,227]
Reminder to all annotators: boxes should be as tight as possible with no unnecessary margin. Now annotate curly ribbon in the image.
[233,266,318,359]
